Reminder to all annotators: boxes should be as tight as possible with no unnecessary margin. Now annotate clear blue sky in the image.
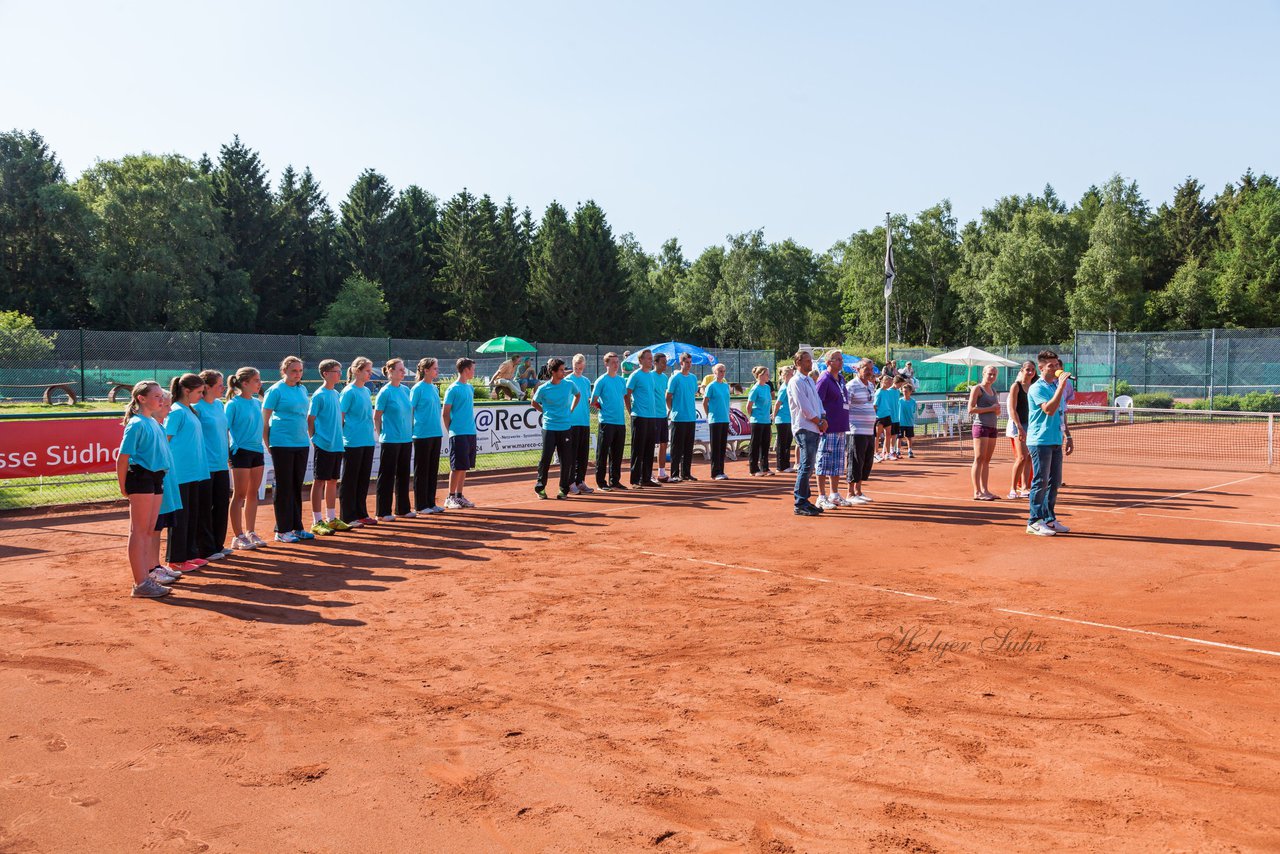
[3,1,1276,256]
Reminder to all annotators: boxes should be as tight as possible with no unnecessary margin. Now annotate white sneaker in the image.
[833,494,853,508]
[858,494,873,503]
[1046,519,1071,533]
[714,473,729,481]
[569,483,581,495]
[457,495,475,508]
[230,534,249,550]
[400,510,418,518]
[275,531,300,544]
[380,515,395,522]
[149,566,180,584]
[816,496,837,510]
[205,550,225,560]
[248,532,267,548]
[577,483,594,494]
[1026,521,1056,537]
[444,496,464,510]
[426,505,445,514]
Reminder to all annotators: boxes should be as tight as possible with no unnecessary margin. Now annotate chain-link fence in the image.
[1076,328,1280,403]
[890,344,1074,395]
[0,329,772,403]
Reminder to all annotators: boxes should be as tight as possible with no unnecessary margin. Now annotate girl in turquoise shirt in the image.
[195,370,232,561]
[224,366,266,550]
[744,365,774,476]
[339,357,376,526]
[411,357,444,514]
[164,373,210,569]
[116,380,172,597]
[374,357,414,520]
[263,356,313,542]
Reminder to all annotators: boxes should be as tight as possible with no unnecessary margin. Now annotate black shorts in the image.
[654,418,670,443]
[229,449,265,469]
[898,426,915,438]
[875,416,894,430]
[124,465,166,495]
[313,448,344,480]
[154,511,175,531]
[449,434,477,471]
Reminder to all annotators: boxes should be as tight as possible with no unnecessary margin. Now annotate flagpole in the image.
[883,213,891,363]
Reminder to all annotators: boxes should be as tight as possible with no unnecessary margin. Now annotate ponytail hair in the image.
[225,366,259,400]
[198,369,222,394]
[751,365,768,381]
[384,357,403,376]
[347,356,372,384]
[169,373,204,406]
[122,380,160,425]
[279,355,302,376]
[415,357,438,381]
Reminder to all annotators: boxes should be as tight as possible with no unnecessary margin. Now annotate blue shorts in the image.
[449,434,477,471]
[817,432,847,476]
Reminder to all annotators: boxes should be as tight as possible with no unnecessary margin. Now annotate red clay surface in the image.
[2,451,1278,852]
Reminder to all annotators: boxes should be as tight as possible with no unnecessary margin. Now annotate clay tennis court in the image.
[2,451,1278,852]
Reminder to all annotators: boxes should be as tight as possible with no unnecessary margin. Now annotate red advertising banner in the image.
[0,418,125,478]
[1071,391,1109,407]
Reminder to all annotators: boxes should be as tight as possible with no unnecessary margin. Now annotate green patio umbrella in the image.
[474,336,537,354]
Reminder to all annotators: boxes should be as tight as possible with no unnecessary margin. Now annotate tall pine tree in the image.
[273,166,338,333]
[211,136,277,330]
[527,201,575,339]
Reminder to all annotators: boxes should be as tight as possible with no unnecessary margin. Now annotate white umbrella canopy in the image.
[922,346,1020,368]
[923,346,1020,385]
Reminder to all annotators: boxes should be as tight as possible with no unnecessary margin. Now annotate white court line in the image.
[1135,513,1280,529]
[995,608,1280,659]
[615,547,1277,660]
[1107,474,1263,512]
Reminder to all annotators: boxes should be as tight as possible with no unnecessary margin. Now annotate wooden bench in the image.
[0,382,78,405]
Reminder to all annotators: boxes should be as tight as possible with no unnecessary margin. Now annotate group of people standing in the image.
[116,355,484,598]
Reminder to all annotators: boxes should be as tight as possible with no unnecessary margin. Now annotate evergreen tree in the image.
[671,246,723,344]
[527,201,575,338]
[641,238,687,340]
[339,169,399,288]
[434,189,498,339]
[211,136,277,330]
[387,184,445,337]
[273,166,338,333]
[1211,173,1280,327]
[618,233,664,341]
[0,130,91,326]
[492,197,533,336]
[569,201,628,341]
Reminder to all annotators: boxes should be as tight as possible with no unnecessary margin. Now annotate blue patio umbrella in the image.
[623,341,718,368]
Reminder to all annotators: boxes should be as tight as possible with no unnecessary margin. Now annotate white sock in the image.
[327,510,338,522]
[312,511,323,524]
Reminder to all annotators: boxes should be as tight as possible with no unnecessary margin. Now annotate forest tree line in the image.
[2,129,1278,353]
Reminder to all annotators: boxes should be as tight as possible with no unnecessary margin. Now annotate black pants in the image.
[629,415,655,484]
[413,437,442,511]
[569,425,591,485]
[340,445,375,523]
[669,421,695,479]
[776,423,793,471]
[198,470,230,556]
[270,446,308,533]
[709,423,729,477]
[847,434,876,484]
[537,429,573,494]
[167,480,205,563]
[376,441,412,517]
[596,423,625,487]
[749,423,772,473]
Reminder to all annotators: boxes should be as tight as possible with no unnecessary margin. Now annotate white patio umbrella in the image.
[923,346,1020,385]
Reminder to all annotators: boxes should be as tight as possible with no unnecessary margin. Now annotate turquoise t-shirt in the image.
[874,387,901,419]
[591,374,626,425]
[340,384,375,448]
[567,374,592,427]
[897,396,917,427]
[308,386,344,453]
[704,382,730,424]
[748,383,772,425]
[193,399,230,473]
[444,381,476,436]
[376,383,412,444]
[651,371,669,418]
[775,380,791,424]
[164,404,208,485]
[626,370,656,419]
[224,395,264,454]
[410,381,443,440]
[119,414,168,472]
[156,429,182,514]
[263,380,310,448]
[534,379,576,432]
[667,372,699,423]
[1026,379,1064,446]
